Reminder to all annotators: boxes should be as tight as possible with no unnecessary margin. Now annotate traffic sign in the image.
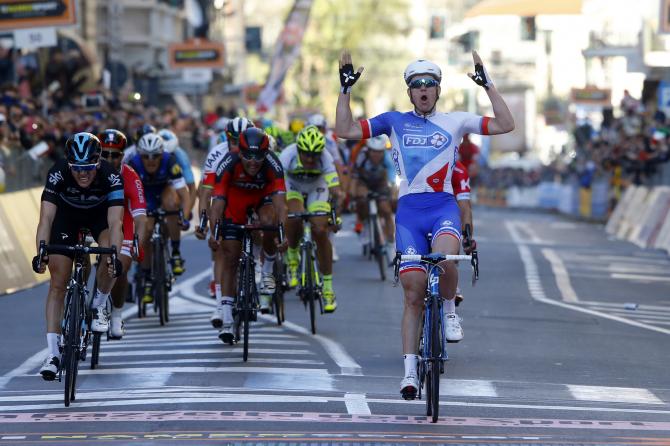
[168,38,224,69]
[13,26,56,49]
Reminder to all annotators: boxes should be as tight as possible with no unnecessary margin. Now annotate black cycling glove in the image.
[32,255,47,273]
[470,63,493,90]
[339,63,361,94]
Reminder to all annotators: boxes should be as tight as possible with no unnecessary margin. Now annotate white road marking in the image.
[541,248,579,303]
[640,320,670,326]
[505,221,670,337]
[101,338,309,349]
[93,348,315,358]
[21,366,329,378]
[568,385,663,405]
[579,300,670,311]
[118,334,299,344]
[178,272,364,376]
[100,357,325,367]
[1,436,27,440]
[344,392,371,415]
[610,273,670,282]
[440,379,497,397]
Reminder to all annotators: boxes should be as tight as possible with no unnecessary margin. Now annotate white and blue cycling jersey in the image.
[360,110,490,273]
[173,147,195,185]
[360,110,489,198]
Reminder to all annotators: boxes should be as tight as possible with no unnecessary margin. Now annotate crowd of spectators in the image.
[0,83,234,192]
[478,90,670,206]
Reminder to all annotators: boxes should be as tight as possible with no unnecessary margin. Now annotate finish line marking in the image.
[0,411,670,431]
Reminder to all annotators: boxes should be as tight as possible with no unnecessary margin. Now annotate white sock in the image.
[222,296,234,323]
[445,298,456,315]
[252,244,261,260]
[403,354,419,377]
[210,261,215,280]
[262,251,276,274]
[93,289,110,308]
[215,284,222,303]
[111,306,123,318]
[47,333,60,357]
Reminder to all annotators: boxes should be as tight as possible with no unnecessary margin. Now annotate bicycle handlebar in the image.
[37,240,119,276]
[212,220,285,245]
[287,211,330,219]
[147,209,183,219]
[399,254,472,262]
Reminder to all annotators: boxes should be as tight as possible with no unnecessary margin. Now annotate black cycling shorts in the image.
[48,206,109,258]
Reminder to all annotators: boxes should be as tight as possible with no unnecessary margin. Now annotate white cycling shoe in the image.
[261,273,276,294]
[445,313,463,342]
[91,305,109,333]
[400,373,419,400]
[39,355,60,381]
[218,323,235,345]
[109,313,124,340]
[210,305,225,329]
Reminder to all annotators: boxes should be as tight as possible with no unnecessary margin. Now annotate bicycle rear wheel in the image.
[154,238,167,326]
[242,259,253,362]
[272,260,285,325]
[63,286,80,407]
[163,244,171,323]
[90,332,100,369]
[371,215,386,281]
[429,295,441,422]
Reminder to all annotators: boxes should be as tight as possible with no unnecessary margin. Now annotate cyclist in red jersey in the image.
[99,129,147,339]
[451,160,475,306]
[208,128,287,343]
[458,133,480,179]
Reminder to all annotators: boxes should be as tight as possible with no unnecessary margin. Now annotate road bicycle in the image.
[213,217,284,361]
[393,231,478,422]
[138,209,181,325]
[287,204,337,335]
[362,190,392,281]
[36,237,118,407]
[271,250,288,325]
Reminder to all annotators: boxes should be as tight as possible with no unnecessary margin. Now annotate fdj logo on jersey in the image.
[403,132,452,150]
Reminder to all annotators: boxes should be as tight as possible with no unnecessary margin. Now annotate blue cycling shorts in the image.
[395,192,461,274]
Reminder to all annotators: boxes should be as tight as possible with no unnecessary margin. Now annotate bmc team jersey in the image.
[360,110,489,197]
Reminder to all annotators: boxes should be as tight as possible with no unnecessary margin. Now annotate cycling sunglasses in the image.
[101,150,122,160]
[240,151,265,162]
[141,153,162,160]
[409,77,439,89]
[69,162,98,172]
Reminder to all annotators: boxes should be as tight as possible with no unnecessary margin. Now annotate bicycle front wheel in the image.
[429,295,441,422]
[63,286,81,407]
[242,259,254,362]
[304,247,317,335]
[154,238,167,326]
[371,215,386,281]
[272,260,285,325]
[90,332,101,369]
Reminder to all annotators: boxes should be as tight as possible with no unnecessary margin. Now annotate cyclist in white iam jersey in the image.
[335,50,514,400]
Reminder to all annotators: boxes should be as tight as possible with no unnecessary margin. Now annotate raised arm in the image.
[335,50,365,139]
[468,51,515,135]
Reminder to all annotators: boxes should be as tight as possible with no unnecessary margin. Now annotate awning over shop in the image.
[465,0,582,18]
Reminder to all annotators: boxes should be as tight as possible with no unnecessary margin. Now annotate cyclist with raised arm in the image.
[127,133,190,303]
[335,50,514,399]
[279,125,342,313]
[208,127,287,342]
[33,132,124,380]
[350,134,396,253]
[98,129,147,339]
[196,117,254,300]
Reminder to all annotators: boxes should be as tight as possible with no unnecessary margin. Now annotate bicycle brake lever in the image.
[470,250,479,286]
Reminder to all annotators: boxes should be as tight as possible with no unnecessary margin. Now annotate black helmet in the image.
[98,129,127,150]
[238,127,269,159]
[66,132,102,165]
[135,124,156,141]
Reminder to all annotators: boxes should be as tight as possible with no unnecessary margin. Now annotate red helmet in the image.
[98,129,128,150]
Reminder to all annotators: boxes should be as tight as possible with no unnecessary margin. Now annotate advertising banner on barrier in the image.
[0,0,76,30]
[255,0,314,114]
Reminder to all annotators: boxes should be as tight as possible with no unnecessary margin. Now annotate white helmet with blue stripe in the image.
[137,133,164,155]
[158,129,179,153]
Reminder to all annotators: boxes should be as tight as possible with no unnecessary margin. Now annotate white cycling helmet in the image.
[158,129,179,153]
[137,133,164,155]
[403,59,442,85]
[366,135,389,151]
[307,113,327,129]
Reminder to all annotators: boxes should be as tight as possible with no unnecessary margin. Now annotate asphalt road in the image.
[0,207,669,445]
